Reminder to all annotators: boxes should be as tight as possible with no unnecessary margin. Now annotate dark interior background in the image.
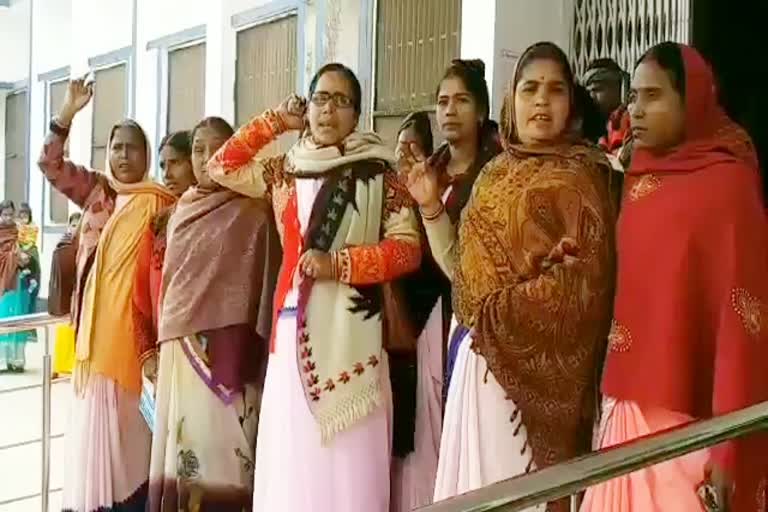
[693,0,768,199]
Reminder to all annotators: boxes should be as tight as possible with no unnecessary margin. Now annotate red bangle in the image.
[264,109,287,135]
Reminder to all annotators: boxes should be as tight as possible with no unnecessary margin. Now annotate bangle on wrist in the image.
[49,118,70,138]
[264,109,287,135]
[329,251,338,281]
[420,202,445,222]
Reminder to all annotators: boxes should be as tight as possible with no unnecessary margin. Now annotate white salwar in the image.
[433,318,544,512]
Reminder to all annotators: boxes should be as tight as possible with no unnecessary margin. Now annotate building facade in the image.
[0,0,697,293]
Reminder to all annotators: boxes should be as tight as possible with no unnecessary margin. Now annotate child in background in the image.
[16,203,39,255]
[52,212,81,378]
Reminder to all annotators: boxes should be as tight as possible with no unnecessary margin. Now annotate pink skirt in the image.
[252,309,393,512]
[390,300,443,511]
[433,320,543,511]
[580,398,709,512]
[61,374,151,512]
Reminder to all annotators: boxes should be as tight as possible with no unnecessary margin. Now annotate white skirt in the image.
[433,319,544,512]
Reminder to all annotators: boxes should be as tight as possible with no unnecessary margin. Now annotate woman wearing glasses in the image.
[208,63,422,511]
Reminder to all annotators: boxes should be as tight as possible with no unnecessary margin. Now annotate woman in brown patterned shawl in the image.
[411,42,616,511]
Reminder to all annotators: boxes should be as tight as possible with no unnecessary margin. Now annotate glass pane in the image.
[236,15,298,155]
[91,64,127,169]
[49,80,70,224]
[168,43,206,133]
[4,90,28,203]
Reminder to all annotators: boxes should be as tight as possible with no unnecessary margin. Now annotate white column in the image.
[462,0,575,120]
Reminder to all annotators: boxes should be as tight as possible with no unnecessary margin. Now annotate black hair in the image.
[574,84,608,143]
[68,212,82,225]
[436,59,491,122]
[586,58,625,76]
[191,117,235,143]
[308,62,362,115]
[398,111,434,156]
[19,202,32,221]
[0,200,15,213]
[159,130,192,158]
[638,42,686,99]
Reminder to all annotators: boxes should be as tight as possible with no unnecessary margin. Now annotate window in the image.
[236,15,298,155]
[48,80,69,224]
[4,90,27,203]
[374,0,461,148]
[91,64,127,169]
[167,43,206,133]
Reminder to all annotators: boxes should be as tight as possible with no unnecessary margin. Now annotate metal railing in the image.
[2,312,768,512]
[0,312,66,512]
[422,401,768,511]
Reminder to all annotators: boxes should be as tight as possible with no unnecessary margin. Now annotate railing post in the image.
[570,493,580,512]
[41,325,51,512]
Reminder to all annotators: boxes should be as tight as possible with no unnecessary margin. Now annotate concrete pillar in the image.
[461,0,575,120]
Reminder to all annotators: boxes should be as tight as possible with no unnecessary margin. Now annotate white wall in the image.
[0,0,31,83]
[462,0,575,119]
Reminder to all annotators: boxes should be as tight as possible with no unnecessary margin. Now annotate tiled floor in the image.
[0,327,69,512]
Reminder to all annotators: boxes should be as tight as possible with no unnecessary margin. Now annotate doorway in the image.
[693,0,768,197]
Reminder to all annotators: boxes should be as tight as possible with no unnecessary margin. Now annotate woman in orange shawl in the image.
[581,43,768,512]
[38,78,175,512]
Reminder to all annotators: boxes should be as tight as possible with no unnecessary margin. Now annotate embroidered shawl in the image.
[602,44,768,510]
[159,187,281,343]
[281,134,396,442]
[453,144,616,476]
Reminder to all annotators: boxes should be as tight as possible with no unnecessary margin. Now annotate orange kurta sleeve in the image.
[208,110,287,199]
[337,172,421,285]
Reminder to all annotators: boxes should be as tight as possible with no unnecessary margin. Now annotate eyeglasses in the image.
[310,92,354,109]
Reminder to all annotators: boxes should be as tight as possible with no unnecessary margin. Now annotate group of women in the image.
[0,200,40,371]
[33,39,768,512]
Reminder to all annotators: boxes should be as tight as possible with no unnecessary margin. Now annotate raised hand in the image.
[58,77,94,126]
[276,94,308,132]
[400,142,441,211]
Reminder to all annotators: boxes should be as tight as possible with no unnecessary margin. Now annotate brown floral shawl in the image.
[453,143,616,509]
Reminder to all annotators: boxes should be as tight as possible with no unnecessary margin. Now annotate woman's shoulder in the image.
[694,159,764,219]
[150,205,176,237]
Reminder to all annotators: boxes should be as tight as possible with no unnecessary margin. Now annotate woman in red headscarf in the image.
[581,42,768,512]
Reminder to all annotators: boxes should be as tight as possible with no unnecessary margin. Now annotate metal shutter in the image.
[572,0,692,77]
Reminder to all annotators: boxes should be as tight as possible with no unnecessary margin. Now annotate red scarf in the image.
[602,45,768,509]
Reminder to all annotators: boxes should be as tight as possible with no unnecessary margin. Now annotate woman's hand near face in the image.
[401,142,441,213]
[276,94,307,132]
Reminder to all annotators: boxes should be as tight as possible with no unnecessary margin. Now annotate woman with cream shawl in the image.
[38,78,175,512]
[145,117,281,511]
[208,63,422,512]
